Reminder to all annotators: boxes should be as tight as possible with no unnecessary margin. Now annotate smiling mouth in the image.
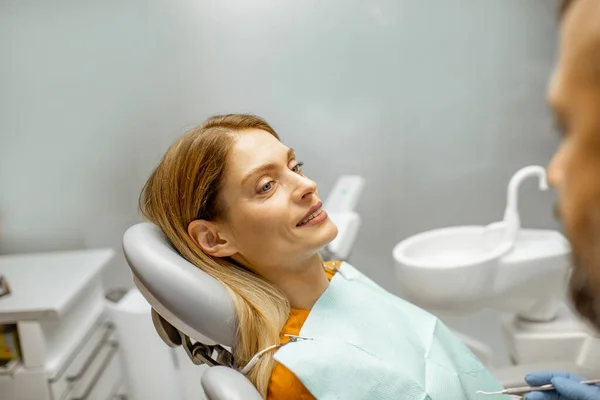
[297,205,324,227]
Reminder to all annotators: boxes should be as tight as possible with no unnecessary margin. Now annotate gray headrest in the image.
[123,222,236,346]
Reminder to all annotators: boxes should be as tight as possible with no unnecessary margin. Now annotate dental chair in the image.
[122,176,364,400]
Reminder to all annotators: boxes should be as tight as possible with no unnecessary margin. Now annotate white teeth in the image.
[299,207,323,226]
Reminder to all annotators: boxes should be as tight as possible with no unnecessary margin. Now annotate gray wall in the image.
[1,0,560,366]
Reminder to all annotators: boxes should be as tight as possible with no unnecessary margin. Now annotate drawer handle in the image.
[67,327,113,382]
[72,343,119,400]
[49,322,113,383]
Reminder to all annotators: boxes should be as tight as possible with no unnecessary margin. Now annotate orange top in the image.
[266,260,341,400]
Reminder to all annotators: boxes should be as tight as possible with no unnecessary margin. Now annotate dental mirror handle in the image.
[478,380,600,396]
[503,383,555,395]
[503,379,600,396]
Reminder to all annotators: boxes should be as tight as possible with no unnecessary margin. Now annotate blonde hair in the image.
[139,114,290,397]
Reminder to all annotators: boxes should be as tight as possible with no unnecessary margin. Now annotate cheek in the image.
[232,202,290,242]
[562,142,600,217]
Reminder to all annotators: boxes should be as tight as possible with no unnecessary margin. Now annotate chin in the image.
[297,217,339,254]
[324,219,339,243]
[313,218,339,249]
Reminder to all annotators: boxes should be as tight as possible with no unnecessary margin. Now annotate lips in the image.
[297,201,323,227]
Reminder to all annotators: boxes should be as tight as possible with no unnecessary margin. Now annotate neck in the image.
[267,254,330,310]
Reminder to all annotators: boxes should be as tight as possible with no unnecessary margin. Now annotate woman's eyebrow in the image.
[241,148,296,186]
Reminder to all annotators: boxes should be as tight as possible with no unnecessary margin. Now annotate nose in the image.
[293,174,318,201]
[547,147,565,189]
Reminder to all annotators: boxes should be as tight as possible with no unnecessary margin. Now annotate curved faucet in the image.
[503,166,549,243]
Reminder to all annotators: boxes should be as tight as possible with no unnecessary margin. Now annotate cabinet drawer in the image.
[66,325,113,383]
[70,342,119,400]
[49,323,113,400]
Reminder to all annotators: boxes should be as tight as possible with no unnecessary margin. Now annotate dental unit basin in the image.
[394,166,572,322]
[394,226,570,320]
[393,166,600,385]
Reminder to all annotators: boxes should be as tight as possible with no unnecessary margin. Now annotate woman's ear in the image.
[188,219,238,257]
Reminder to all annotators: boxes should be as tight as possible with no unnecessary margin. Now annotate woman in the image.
[139,114,338,398]
[139,114,504,400]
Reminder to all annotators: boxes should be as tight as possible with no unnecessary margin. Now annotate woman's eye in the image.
[292,161,304,173]
[260,181,274,193]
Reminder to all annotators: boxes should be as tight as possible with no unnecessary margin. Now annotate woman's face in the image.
[218,129,338,271]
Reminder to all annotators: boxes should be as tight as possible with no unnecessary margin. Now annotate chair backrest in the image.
[123,222,236,346]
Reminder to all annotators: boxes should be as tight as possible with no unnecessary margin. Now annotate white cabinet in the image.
[0,249,123,400]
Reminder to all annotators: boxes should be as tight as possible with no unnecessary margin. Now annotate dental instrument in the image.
[239,334,313,375]
[476,379,600,396]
